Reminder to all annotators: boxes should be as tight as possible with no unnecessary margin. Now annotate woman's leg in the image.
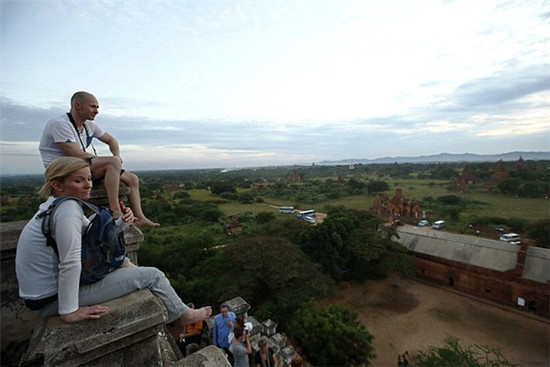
[78,266,187,322]
[37,267,211,329]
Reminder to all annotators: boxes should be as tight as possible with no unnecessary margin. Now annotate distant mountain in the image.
[318,151,550,165]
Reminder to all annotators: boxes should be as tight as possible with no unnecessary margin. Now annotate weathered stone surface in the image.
[262,319,278,337]
[270,333,286,349]
[279,345,297,366]
[0,220,27,253]
[83,329,180,367]
[19,289,168,367]
[225,296,250,317]
[246,315,262,337]
[175,345,231,367]
[1,220,40,363]
[88,183,129,207]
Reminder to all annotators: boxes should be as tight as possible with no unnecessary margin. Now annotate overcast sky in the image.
[1,0,549,175]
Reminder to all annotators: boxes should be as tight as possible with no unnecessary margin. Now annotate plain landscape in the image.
[2,157,548,366]
[321,273,549,367]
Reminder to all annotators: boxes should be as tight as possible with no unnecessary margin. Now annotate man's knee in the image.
[91,156,122,173]
[121,171,139,187]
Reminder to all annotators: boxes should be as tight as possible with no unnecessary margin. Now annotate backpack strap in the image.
[38,196,102,257]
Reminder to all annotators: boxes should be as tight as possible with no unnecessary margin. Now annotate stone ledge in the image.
[175,345,231,367]
[19,289,169,367]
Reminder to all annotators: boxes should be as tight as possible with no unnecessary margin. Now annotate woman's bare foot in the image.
[166,306,212,340]
[178,306,212,326]
[133,217,160,227]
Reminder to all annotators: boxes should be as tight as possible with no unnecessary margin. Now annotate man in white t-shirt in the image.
[39,91,159,227]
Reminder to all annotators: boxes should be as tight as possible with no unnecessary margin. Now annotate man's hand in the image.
[60,305,109,323]
[119,201,135,223]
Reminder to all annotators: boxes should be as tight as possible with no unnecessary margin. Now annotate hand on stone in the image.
[60,305,109,323]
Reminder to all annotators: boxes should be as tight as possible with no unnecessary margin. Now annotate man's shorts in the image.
[85,158,125,185]
[92,169,125,186]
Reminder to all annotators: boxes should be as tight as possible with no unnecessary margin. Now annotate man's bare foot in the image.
[178,306,212,326]
[133,217,160,227]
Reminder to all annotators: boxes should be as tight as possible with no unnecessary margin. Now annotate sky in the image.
[1,0,549,175]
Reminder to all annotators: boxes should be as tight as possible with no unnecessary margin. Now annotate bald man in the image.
[39,91,159,227]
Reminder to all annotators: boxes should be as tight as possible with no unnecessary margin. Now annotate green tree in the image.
[367,180,389,195]
[300,212,359,277]
[198,207,223,222]
[413,336,514,367]
[431,167,459,180]
[300,207,414,281]
[255,218,309,245]
[524,219,550,248]
[208,180,236,195]
[437,195,462,206]
[518,182,545,198]
[288,304,376,366]
[238,192,255,203]
[255,211,276,224]
[348,226,415,280]
[173,190,190,199]
[498,178,521,195]
[189,236,335,326]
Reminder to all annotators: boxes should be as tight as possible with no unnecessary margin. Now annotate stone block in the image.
[83,328,179,367]
[19,289,169,367]
[225,296,250,317]
[88,183,129,207]
[0,220,27,254]
[262,319,278,336]
[279,345,297,367]
[270,332,286,349]
[265,335,281,354]
[246,315,262,337]
[1,220,41,361]
[122,223,143,265]
[175,345,231,367]
[249,333,262,353]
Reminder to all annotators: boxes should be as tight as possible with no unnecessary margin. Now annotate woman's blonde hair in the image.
[39,157,91,198]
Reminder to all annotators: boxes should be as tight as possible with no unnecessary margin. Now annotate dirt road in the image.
[319,274,549,367]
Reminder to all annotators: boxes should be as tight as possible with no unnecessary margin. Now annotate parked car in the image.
[432,220,445,229]
[418,219,429,227]
[303,216,316,224]
[499,233,521,245]
[392,219,403,227]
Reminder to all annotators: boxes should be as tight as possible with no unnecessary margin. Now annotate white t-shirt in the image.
[228,321,253,344]
[16,197,88,315]
[38,113,105,167]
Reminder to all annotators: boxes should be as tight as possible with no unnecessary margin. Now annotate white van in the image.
[432,220,445,229]
[499,233,521,245]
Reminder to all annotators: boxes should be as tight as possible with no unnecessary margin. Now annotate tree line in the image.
[2,162,542,365]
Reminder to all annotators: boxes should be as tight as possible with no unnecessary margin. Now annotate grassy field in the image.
[188,181,549,227]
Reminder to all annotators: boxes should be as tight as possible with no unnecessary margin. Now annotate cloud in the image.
[0,97,65,141]
[1,0,548,175]
[453,65,550,108]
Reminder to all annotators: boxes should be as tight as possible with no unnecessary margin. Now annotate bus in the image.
[432,220,445,229]
[297,209,316,219]
[278,206,295,214]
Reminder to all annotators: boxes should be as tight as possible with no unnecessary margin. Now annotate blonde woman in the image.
[16,157,211,330]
